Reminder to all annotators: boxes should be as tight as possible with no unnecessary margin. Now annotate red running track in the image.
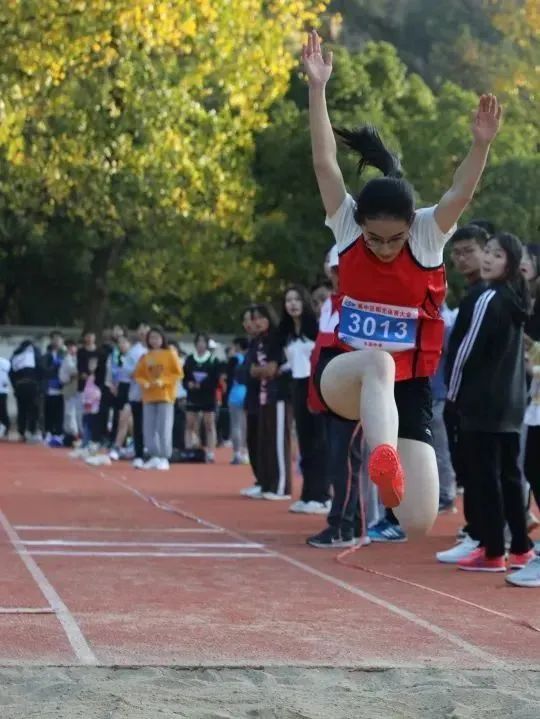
[0,442,538,668]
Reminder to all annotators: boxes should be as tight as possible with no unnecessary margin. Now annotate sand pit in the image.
[1,666,539,719]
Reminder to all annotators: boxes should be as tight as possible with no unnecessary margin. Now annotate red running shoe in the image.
[368,444,404,508]
[457,548,506,572]
[508,549,536,570]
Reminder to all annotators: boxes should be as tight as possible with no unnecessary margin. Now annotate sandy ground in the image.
[1,666,539,719]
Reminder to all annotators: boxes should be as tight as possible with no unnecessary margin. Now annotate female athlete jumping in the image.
[303,30,502,531]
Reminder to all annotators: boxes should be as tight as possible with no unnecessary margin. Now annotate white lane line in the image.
[15,525,224,533]
[0,508,97,665]
[21,540,264,548]
[0,607,55,614]
[28,551,276,559]
[97,472,504,667]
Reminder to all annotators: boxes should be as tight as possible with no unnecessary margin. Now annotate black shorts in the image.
[313,347,433,446]
[116,382,130,410]
[186,404,216,414]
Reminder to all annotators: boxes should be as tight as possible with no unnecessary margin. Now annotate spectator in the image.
[169,341,187,452]
[437,224,489,564]
[431,304,457,513]
[59,339,80,445]
[227,337,249,465]
[42,330,66,440]
[134,326,183,471]
[0,354,10,438]
[80,357,101,452]
[250,304,292,500]
[447,232,534,572]
[183,333,221,462]
[107,335,132,461]
[278,284,329,513]
[124,323,150,468]
[239,307,262,495]
[10,339,42,442]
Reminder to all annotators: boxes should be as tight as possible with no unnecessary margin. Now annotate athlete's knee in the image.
[362,349,395,382]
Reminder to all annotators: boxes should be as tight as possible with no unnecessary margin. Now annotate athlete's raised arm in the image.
[303,30,346,218]
[435,94,502,233]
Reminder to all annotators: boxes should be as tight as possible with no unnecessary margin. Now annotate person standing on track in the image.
[446,233,535,572]
[303,29,502,531]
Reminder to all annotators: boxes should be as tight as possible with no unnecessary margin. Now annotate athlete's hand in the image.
[302,30,333,87]
[472,94,502,145]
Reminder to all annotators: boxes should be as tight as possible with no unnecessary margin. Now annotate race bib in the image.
[193,371,208,383]
[338,297,418,352]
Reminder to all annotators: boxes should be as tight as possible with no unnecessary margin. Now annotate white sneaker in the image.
[436,535,480,564]
[505,557,540,588]
[157,458,170,471]
[289,500,308,513]
[85,454,112,466]
[301,500,331,515]
[109,449,120,461]
[262,492,292,501]
[0,425,7,439]
[240,485,262,498]
[132,458,145,469]
[143,457,161,470]
[69,447,90,459]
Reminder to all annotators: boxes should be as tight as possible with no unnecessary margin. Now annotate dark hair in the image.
[334,125,414,224]
[146,326,168,349]
[241,305,256,321]
[469,218,496,237]
[49,330,63,338]
[449,224,489,247]
[251,303,278,331]
[492,232,529,306]
[194,332,209,347]
[233,336,249,351]
[311,279,333,293]
[65,338,77,347]
[278,285,318,343]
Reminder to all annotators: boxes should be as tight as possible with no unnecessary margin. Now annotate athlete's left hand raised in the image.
[472,94,502,145]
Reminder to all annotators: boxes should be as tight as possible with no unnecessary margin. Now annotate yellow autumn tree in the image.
[0,0,326,330]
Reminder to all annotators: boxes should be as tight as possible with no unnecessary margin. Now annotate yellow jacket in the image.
[133,348,183,404]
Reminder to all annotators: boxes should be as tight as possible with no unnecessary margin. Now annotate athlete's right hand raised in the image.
[302,30,333,87]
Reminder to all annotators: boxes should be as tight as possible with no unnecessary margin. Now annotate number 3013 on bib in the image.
[338,297,418,353]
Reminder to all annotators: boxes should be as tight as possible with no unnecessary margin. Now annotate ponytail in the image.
[334,125,403,179]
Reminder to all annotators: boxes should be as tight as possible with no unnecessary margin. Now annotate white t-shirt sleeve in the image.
[409,206,456,267]
[325,194,362,252]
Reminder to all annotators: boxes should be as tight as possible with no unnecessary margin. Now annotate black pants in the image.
[97,386,116,445]
[172,400,186,450]
[292,378,329,503]
[0,394,10,431]
[257,401,291,495]
[44,395,64,435]
[15,381,40,436]
[246,411,259,484]
[130,400,144,460]
[461,431,532,558]
[325,415,362,536]
[444,401,478,539]
[524,425,540,512]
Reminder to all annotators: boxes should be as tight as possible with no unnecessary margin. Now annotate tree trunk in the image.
[82,238,125,340]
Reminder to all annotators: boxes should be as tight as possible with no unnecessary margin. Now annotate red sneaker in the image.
[368,444,404,508]
[508,549,536,570]
[458,548,506,572]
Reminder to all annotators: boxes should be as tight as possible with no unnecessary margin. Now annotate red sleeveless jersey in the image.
[334,236,446,381]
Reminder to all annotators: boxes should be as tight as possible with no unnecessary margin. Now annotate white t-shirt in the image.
[326,194,456,268]
[0,357,10,394]
[285,337,315,379]
[318,297,339,333]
